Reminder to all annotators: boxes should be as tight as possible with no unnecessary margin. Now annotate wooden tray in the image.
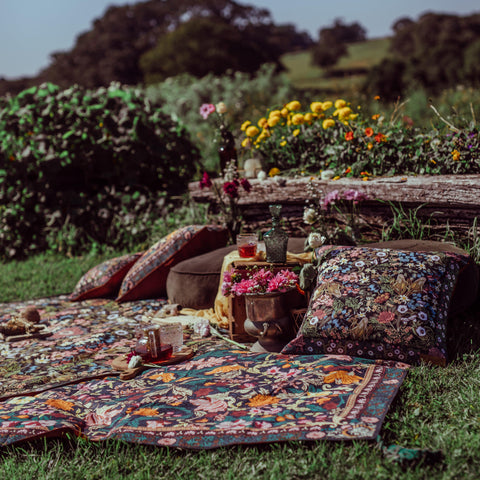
[111,347,194,380]
[0,327,52,343]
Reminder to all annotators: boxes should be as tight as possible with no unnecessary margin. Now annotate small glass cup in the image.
[236,233,258,258]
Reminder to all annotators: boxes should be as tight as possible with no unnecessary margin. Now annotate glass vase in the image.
[263,204,288,263]
[218,127,237,173]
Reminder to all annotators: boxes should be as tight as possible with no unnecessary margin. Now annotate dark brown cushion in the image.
[166,238,307,310]
[367,239,479,316]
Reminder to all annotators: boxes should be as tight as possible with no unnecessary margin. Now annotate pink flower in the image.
[322,190,340,210]
[231,278,257,295]
[199,172,212,189]
[200,103,216,119]
[342,189,369,203]
[378,311,395,324]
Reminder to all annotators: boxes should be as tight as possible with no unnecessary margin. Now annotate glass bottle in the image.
[263,204,288,263]
[218,126,237,173]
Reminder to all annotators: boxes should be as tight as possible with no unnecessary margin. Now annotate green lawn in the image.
[282,37,390,92]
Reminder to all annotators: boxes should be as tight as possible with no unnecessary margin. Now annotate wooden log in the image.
[189,175,480,237]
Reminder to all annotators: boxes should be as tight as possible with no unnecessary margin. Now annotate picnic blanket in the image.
[0,296,408,448]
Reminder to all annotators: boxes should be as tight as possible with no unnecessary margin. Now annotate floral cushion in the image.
[69,252,143,301]
[116,225,228,302]
[282,245,471,365]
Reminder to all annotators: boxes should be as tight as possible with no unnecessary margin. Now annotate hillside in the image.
[281,37,391,93]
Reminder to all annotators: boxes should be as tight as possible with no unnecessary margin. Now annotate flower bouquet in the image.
[222,267,299,297]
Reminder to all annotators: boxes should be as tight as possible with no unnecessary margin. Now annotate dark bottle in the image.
[218,127,237,173]
[263,204,288,263]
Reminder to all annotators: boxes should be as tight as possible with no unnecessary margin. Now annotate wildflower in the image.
[303,207,317,225]
[430,159,437,165]
[293,128,301,137]
[322,119,335,129]
[374,95,380,101]
[344,167,352,174]
[322,190,340,209]
[365,128,374,137]
[200,103,215,119]
[343,189,369,204]
[291,114,304,125]
[322,101,333,110]
[452,149,460,161]
[223,181,239,199]
[334,107,353,121]
[240,178,252,193]
[258,117,268,128]
[334,99,347,109]
[310,102,323,113]
[304,113,314,124]
[372,114,380,120]
[269,167,280,177]
[367,143,373,150]
[199,172,212,189]
[269,109,282,119]
[241,138,251,148]
[286,100,301,111]
[241,120,251,131]
[246,125,260,137]
[374,133,385,143]
[281,107,289,117]
[280,140,287,147]
[216,102,227,114]
[267,116,280,127]
[332,176,341,181]
[345,131,354,141]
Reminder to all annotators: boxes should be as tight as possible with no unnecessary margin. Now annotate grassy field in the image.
[281,37,390,92]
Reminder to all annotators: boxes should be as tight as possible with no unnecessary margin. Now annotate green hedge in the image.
[0,82,201,259]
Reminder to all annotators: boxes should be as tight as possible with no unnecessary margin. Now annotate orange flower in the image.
[344,167,352,174]
[248,394,280,407]
[367,143,373,150]
[374,133,386,143]
[365,127,374,137]
[374,95,380,101]
[372,114,380,120]
[452,149,460,161]
[325,370,363,384]
[133,408,159,416]
[46,399,75,412]
[345,131,354,141]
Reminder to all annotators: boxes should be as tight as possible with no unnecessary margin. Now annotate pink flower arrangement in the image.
[222,267,299,297]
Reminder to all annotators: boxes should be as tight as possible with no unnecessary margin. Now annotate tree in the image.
[311,18,367,68]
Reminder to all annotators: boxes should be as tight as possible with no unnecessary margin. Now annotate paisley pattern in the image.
[283,246,469,365]
[69,252,143,301]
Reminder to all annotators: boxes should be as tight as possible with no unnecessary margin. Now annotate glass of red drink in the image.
[236,233,258,258]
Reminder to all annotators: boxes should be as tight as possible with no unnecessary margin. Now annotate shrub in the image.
[0,82,201,259]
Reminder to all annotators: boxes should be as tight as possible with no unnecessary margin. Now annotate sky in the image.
[1,0,479,79]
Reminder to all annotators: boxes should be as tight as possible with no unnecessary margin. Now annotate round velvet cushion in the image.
[166,238,307,310]
[367,239,479,316]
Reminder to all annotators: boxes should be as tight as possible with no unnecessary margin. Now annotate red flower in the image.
[223,181,239,198]
[374,133,386,143]
[365,127,374,137]
[240,178,252,193]
[199,172,212,189]
[345,131,354,141]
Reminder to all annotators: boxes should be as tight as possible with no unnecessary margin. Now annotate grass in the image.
[2,227,480,478]
[281,37,390,92]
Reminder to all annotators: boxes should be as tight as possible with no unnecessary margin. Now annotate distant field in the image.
[281,37,391,93]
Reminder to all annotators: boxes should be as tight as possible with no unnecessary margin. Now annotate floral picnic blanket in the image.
[0,296,408,448]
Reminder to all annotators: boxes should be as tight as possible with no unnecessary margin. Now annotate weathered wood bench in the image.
[189,174,480,239]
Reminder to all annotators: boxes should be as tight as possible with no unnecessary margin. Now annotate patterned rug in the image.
[0,296,168,399]
[0,296,408,448]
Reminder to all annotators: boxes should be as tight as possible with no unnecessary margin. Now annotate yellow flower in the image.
[258,117,268,128]
[367,143,373,150]
[241,120,251,131]
[334,99,347,109]
[310,102,323,113]
[452,149,460,161]
[293,128,300,136]
[286,100,301,111]
[256,129,271,143]
[280,107,289,117]
[334,107,353,121]
[291,113,304,125]
[430,159,437,164]
[332,176,341,181]
[322,101,333,110]
[280,140,287,147]
[269,109,282,119]
[304,113,314,124]
[267,116,280,127]
[241,138,252,148]
[246,125,260,137]
[269,167,281,177]
[322,119,335,129]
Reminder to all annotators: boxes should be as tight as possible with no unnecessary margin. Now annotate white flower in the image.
[320,169,336,180]
[215,102,227,114]
[303,207,317,225]
[308,232,326,248]
[127,355,143,369]
[257,170,267,181]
